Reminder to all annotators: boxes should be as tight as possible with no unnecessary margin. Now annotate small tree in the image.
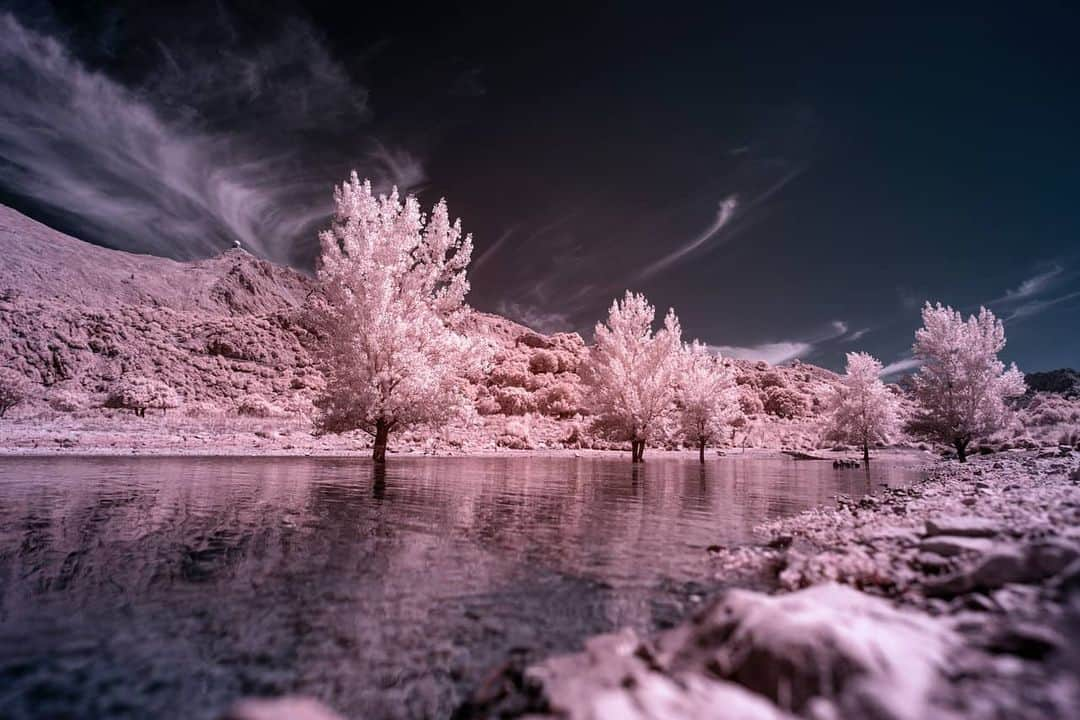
[906,303,1025,462]
[0,369,31,418]
[586,291,682,462]
[825,352,900,466]
[677,341,738,463]
[310,173,481,463]
[106,376,180,417]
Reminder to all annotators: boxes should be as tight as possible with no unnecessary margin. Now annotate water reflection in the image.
[0,454,919,720]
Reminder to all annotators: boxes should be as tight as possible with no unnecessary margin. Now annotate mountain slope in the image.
[1,203,848,451]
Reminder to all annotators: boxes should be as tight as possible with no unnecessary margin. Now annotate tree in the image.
[906,303,1025,462]
[825,352,900,466]
[105,376,180,417]
[586,291,682,462]
[0,369,31,418]
[677,341,739,463]
[309,173,480,463]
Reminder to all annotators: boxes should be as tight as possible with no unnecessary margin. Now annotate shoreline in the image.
[447,450,1080,720]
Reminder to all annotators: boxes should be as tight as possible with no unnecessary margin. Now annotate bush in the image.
[0,369,31,418]
[105,376,180,417]
[47,388,85,412]
[528,349,560,374]
[475,391,501,416]
[489,362,531,388]
[536,381,581,417]
[737,385,764,415]
[494,386,534,415]
[758,370,786,388]
[497,417,533,449]
[763,386,807,418]
[235,394,280,417]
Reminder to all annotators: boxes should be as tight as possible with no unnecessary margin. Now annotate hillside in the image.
[0,203,884,454]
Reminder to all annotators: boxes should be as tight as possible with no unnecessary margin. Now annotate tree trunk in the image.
[699,438,706,464]
[954,438,968,463]
[862,441,870,467]
[373,420,390,464]
[630,439,646,463]
[638,440,646,463]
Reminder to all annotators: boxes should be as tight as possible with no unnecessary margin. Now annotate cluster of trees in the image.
[300,174,1028,464]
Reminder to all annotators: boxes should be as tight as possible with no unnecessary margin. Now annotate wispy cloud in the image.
[845,327,871,342]
[988,264,1079,322]
[711,341,813,365]
[0,12,418,264]
[1005,290,1080,322]
[880,357,921,377]
[637,196,738,281]
[1001,265,1063,302]
[711,320,848,366]
[496,301,572,334]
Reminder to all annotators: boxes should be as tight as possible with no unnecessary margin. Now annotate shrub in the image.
[528,349,560,375]
[494,386,534,415]
[497,417,534,449]
[736,385,764,415]
[105,376,180,417]
[758,370,786,389]
[475,391,501,416]
[763,386,807,418]
[235,394,280,417]
[489,362,531,388]
[47,388,85,412]
[536,381,581,417]
[0,369,31,418]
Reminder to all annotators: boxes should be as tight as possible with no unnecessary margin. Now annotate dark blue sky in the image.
[2,2,1078,372]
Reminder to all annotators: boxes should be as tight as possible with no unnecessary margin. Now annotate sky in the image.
[1,1,1079,373]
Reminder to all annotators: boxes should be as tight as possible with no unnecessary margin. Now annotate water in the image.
[0,454,921,719]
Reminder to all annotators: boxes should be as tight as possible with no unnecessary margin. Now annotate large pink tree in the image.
[586,291,682,463]
[309,174,481,463]
[906,303,1025,462]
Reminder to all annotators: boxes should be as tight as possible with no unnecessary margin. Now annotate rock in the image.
[982,622,1066,660]
[1025,539,1080,578]
[652,584,955,720]
[523,629,793,720]
[1051,557,1080,594]
[925,517,1001,538]
[913,552,951,573]
[767,535,793,549]
[919,535,995,558]
[220,697,345,720]
[926,547,1030,597]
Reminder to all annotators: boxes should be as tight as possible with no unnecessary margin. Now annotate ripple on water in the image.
[0,454,921,719]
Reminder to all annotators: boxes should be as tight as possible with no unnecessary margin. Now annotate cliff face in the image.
[0,204,847,450]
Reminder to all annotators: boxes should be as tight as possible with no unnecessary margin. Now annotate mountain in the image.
[0,203,845,451]
[1025,369,1080,398]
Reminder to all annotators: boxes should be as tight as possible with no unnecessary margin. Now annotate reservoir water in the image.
[0,454,921,719]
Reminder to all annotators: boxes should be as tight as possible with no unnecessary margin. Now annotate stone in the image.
[927,547,1030,597]
[220,698,345,720]
[919,536,995,558]
[523,628,793,720]
[982,622,1066,660]
[1024,539,1080,578]
[653,584,955,720]
[925,517,1001,538]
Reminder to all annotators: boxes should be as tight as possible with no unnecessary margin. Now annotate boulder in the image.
[525,629,793,720]
[918,536,995,558]
[652,584,956,720]
[220,697,345,720]
[925,517,1001,538]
